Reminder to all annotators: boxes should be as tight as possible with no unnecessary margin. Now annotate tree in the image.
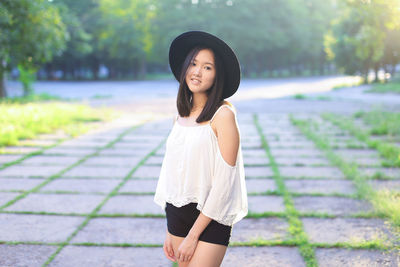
[0,0,68,97]
[324,0,400,82]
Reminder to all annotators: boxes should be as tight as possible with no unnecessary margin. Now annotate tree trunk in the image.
[0,65,6,98]
[373,65,379,83]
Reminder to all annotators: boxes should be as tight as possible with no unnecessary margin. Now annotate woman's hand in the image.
[163,230,176,262]
[177,234,199,262]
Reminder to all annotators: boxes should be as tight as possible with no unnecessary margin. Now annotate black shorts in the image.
[165,202,232,246]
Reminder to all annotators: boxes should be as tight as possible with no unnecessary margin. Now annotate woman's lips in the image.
[191,78,201,85]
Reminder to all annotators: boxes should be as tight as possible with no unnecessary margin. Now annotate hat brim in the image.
[169,31,240,99]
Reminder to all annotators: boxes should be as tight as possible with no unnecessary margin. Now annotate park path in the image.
[1,79,400,266]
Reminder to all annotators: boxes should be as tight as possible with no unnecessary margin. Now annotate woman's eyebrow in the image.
[193,59,214,66]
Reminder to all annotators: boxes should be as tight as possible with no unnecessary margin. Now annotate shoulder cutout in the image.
[210,104,236,123]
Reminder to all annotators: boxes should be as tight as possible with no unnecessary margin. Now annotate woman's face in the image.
[185,48,216,95]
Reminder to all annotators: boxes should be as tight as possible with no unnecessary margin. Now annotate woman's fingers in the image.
[163,243,176,262]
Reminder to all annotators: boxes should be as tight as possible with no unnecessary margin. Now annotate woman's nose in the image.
[193,66,201,76]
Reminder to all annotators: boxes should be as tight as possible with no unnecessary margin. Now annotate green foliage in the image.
[324,0,400,81]
[17,64,36,96]
[0,0,68,95]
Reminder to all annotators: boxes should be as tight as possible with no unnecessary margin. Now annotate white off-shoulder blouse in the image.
[153,104,248,226]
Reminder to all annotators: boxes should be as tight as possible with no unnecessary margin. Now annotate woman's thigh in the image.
[188,240,228,267]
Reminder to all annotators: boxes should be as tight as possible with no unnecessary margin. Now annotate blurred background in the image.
[1,0,399,98]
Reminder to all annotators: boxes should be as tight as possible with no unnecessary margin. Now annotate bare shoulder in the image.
[213,103,237,132]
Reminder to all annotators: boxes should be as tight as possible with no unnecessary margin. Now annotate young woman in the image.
[154,31,248,267]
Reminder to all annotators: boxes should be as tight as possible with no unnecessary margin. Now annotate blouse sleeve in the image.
[200,145,248,226]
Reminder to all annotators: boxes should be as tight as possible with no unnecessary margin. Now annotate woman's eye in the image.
[205,66,212,70]
[191,62,196,66]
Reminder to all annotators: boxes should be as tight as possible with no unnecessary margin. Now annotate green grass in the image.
[254,114,318,267]
[90,94,113,99]
[332,78,364,90]
[323,111,400,168]
[366,80,400,94]
[354,110,400,137]
[290,115,400,235]
[0,92,76,104]
[294,94,306,99]
[0,98,120,147]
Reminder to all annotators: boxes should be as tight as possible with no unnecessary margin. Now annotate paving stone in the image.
[83,156,142,167]
[18,139,58,147]
[132,165,161,179]
[269,148,324,157]
[246,179,276,193]
[0,244,58,267]
[0,146,40,154]
[315,248,400,267]
[155,146,166,155]
[4,193,104,214]
[347,157,383,166]
[222,246,305,267]
[0,214,84,242]
[302,218,396,244]
[245,166,274,178]
[331,142,369,149]
[42,148,96,156]
[0,154,23,165]
[98,148,148,157]
[71,218,165,244]
[268,141,316,149]
[242,149,267,157]
[275,156,330,166]
[22,155,80,166]
[0,165,65,178]
[50,246,170,267]
[285,179,356,195]
[243,156,269,166]
[0,178,43,191]
[118,179,158,193]
[145,155,164,165]
[62,166,131,179]
[241,140,263,149]
[57,140,108,148]
[293,196,373,215]
[369,180,400,192]
[280,166,345,179]
[334,149,380,158]
[230,218,290,243]
[40,179,120,193]
[120,135,165,143]
[265,135,309,142]
[111,142,157,150]
[248,196,285,213]
[99,195,162,215]
[35,132,69,140]
[358,167,400,179]
[0,192,20,206]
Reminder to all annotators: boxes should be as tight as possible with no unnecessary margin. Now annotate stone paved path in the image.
[1,111,400,266]
[2,80,400,266]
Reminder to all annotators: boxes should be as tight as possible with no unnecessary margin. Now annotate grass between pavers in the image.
[0,140,67,170]
[290,115,400,239]
[0,120,148,212]
[42,133,167,266]
[253,114,318,267]
[322,111,400,168]
[0,99,120,147]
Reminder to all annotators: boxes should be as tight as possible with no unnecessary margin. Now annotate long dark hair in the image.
[176,46,225,123]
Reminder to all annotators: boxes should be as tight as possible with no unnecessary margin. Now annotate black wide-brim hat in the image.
[169,31,241,99]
